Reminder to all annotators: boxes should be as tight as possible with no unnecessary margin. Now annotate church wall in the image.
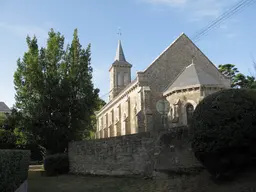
[69,126,202,177]
[201,86,224,98]
[165,87,224,127]
[96,85,144,139]
[165,89,201,127]
[140,34,229,130]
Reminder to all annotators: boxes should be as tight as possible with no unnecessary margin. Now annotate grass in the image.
[28,165,172,192]
[28,165,256,192]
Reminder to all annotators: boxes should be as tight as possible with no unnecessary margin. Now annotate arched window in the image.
[186,103,194,125]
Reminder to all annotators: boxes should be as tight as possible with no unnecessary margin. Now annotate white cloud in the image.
[142,0,240,20]
[145,0,188,6]
[0,22,48,39]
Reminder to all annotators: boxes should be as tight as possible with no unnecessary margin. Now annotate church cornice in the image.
[109,61,132,71]
[97,79,139,117]
[163,84,225,97]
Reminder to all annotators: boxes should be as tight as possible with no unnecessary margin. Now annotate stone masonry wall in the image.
[142,34,230,130]
[69,126,202,177]
[96,84,145,139]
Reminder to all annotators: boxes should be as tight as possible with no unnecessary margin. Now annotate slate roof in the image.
[0,102,11,113]
[164,63,224,95]
[114,40,126,62]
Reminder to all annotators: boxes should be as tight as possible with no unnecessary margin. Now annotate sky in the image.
[0,0,256,107]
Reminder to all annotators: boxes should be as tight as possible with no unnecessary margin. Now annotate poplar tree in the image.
[14,29,100,154]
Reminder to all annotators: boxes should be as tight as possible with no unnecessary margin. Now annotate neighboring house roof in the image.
[0,102,11,113]
[164,62,225,95]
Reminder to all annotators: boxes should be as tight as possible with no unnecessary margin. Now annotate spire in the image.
[115,40,126,62]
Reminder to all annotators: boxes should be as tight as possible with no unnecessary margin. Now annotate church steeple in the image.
[109,39,132,101]
[115,40,126,62]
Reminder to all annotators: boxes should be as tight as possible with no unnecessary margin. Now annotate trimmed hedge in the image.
[0,149,30,192]
[44,153,69,176]
[0,129,17,149]
[191,89,256,179]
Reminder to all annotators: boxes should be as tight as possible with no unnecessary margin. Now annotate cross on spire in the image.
[117,27,122,39]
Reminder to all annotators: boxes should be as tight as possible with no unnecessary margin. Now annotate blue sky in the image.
[0,0,256,107]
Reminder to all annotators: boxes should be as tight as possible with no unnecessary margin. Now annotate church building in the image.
[95,33,230,139]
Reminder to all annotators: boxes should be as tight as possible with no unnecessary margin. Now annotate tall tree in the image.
[14,29,100,154]
[218,64,239,88]
[87,98,106,139]
[218,64,256,88]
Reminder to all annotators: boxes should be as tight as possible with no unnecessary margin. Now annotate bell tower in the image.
[109,40,132,101]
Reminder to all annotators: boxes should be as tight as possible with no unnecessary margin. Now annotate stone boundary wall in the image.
[69,126,202,177]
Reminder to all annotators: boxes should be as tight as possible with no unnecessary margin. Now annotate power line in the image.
[193,0,255,42]
[192,0,249,40]
[99,0,255,100]
[99,91,110,99]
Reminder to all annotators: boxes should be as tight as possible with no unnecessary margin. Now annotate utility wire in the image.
[99,91,110,99]
[192,0,249,40]
[193,0,255,42]
[99,0,255,100]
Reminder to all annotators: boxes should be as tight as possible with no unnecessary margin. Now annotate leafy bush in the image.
[0,113,7,127]
[44,153,69,176]
[17,144,44,162]
[0,150,30,192]
[0,129,17,149]
[191,89,256,179]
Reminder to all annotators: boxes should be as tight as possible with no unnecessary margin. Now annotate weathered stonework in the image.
[164,86,224,127]
[69,126,202,177]
[96,33,231,139]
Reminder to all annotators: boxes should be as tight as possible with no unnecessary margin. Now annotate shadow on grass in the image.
[28,167,169,192]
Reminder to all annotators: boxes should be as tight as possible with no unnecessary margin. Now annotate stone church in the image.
[95,33,230,139]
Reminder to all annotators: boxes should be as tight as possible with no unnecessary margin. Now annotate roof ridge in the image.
[143,32,188,73]
[194,64,222,85]
[183,34,228,82]
[163,61,192,93]
[163,62,223,95]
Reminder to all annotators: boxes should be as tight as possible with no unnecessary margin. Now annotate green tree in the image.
[87,98,106,139]
[13,29,100,154]
[3,108,23,131]
[0,113,6,128]
[0,129,17,149]
[218,64,238,80]
[218,64,256,88]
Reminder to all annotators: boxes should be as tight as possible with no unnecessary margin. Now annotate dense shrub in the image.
[0,129,17,149]
[0,150,30,192]
[190,89,256,179]
[44,153,69,176]
[17,144,44,162]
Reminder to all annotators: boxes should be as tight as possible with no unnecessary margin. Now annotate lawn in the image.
[28,165,256,192]
[28,165,172,192]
